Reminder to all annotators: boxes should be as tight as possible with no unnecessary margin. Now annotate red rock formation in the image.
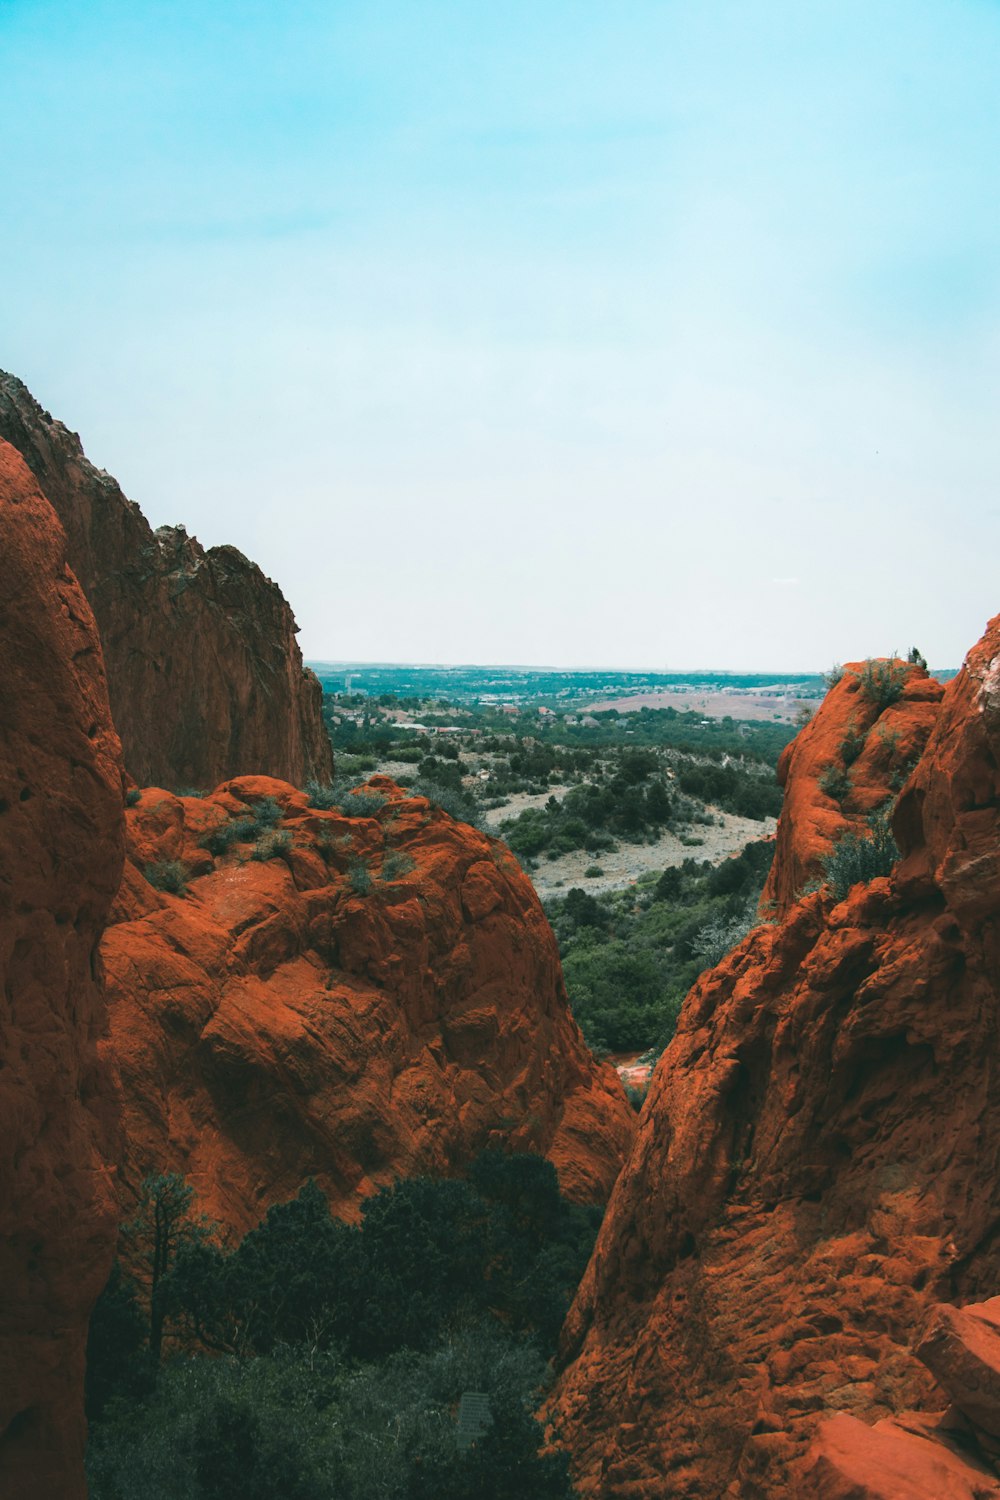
[762,660,943,916]
[550,624,1000,1497]
[0,442,125,1498]
[0,372,333,790]
[806,1295,1000,1497]
[103,776,634,1231]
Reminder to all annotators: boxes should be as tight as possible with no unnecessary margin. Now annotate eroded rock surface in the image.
[806,1295,1000,1497]
[0,441,124,1498]
[0,372,332,790]
[550,624,1000,1497]
[104,777,635,1231]
[762,661,943,916]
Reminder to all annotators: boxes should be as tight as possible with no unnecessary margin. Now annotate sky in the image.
[2,0,999,670]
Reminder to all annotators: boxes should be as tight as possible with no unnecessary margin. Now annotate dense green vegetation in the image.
[547,840,774,1052]
[499,749,779,861]
[822,807,900,899]
[87,1153,596,1499]
[309,662,828,708]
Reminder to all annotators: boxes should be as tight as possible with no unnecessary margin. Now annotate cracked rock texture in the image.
[550,619,1000,1497]
[104,776,635,1231]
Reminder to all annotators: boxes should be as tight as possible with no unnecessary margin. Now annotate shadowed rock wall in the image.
[0,373,333,791]
[0,441,125,1498]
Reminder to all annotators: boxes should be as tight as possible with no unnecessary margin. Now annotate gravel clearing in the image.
[519,810,776,899]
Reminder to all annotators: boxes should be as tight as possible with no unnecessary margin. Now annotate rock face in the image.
[0,442,125,1498]
[0,372,333,791]
[550,627,1000,1497]
[806,1295,1000,1497]
[103,777,635,1231]
[761,661,943,916]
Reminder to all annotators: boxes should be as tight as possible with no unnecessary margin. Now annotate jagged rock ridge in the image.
[0,441,125,1499]
[0,372,333,790]
[550,629,1000,1496]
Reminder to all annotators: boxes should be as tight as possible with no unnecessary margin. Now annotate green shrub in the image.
[624,1082,647,1111]
[584,865,604,878]
[824,663,844,689]
[381,850,416,882]
[200,817,254,855]
[413,780,488,830]
[250,831,293,862]
[337,786,389,817]
[144,860,189,895]
[125,788,142,807]
[304,780,339,810]
[838,723,867,766]
[858,657,908,709]
[818,763,852,802]
[822,807,899,899]
[347,858,373,895]
[200,799,283,855]
[690,898,758,968]
[889,753,921,792]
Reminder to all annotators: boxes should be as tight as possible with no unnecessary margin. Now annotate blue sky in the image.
[2,0,999,668]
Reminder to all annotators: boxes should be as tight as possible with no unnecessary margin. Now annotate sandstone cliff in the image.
[103,776,635,1231]
[551,628,1000,1497]
[0,373,333,791]
[0,441,125,1498]
[761,660,943,916]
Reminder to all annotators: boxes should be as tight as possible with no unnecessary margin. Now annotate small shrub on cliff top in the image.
[125,788,142,807]
[824,663,845,689]
[304,780,339,810]
[858,657,908,710]
[249,796,284,830]
[412,779,490,832]
[822,806,899,900]
[144,860,189,896]
[200,798,284,856]
[250,830,293,863]
[333,780,388,818]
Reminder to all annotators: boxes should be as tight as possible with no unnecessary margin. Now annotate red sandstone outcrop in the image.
[0,442,125,1498]
[550,626,1000,1497]
[762,661,943,916]
[0,372,333,790]
[103,776,634,1231]
[806,1295,1000,1497]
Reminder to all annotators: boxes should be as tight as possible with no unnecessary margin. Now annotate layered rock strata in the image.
[550,627,1000,1496]
[0,441,125,1498]
[0,372,332,790]
[104,777,635,1230]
